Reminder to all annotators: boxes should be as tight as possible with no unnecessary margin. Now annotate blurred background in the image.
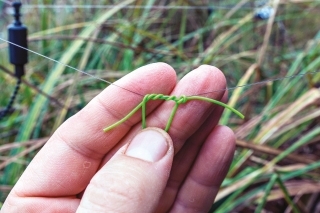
[1,0,320,212]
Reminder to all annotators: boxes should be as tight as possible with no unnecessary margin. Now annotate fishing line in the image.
[1,0,319,10]
[12,5,271,10]
[197,71,320,96]
[1,36,319,98]
[0,1,261,10]
[0,37,143,97]
[1,4,231,9]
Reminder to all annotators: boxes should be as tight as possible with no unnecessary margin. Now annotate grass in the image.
[1,0,320,212]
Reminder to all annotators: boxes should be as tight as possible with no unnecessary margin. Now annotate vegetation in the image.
[1,0,320,212]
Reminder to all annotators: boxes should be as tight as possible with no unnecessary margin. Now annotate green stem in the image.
[275,173,301,213]
[187,96,245,119]
[255,174,277,213]
[103,102,143,132]
[141,95,149,128]
[165,102,179,132]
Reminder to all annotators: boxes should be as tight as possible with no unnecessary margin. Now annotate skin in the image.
[2,63,235,213]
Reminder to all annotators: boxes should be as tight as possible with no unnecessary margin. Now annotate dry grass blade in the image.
[0,138,47,170]
[256,88,320,144]
[270,108,320,140]
[259,181,320,202]
[0,185,12,193]
[217,169,263,202]
[236,140,314,164]
[0,137,49,153]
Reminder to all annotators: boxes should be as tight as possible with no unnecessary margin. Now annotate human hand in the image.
[2,63,235,212]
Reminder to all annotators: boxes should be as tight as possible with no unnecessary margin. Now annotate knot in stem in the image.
[144,94,187,105]
[161,95,188,105]
[144,94,165,102]
[176,95,187,104]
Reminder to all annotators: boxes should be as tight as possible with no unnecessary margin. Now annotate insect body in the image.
[103,93,245,132]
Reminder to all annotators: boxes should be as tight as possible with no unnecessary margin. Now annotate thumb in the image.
[77,127,174,213]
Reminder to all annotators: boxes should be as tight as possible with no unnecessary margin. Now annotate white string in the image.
[17,5,257,10]
[198,71,320,96]
[1,36,319,98]
[0,1,257,10]
[2,1,319,10]
[0,37,143,97]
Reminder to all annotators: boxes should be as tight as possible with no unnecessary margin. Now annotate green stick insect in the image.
[103,93,244,132]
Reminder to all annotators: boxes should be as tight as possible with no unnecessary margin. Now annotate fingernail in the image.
[125,128,169,162]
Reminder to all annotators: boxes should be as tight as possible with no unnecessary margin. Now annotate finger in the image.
[170,126,235,212]
[77,128,174,213]
[155,91,228,212]
[9,63,176,198]
[1,196,80,213]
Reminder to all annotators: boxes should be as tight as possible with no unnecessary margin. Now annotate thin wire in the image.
[0,37,143,97]
[1,36,319,98]
[0,1,257,10]
[21,5,257,10]
[1,1,318,10]
[16,4,320,11]
[198,71,320,96]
